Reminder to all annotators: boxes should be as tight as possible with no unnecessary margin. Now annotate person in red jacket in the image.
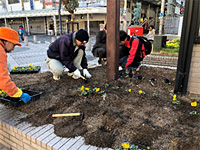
[119,30,145,71]
[0,27,31,103]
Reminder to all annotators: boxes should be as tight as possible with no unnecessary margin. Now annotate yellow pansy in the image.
[96,88,100,92]
[173,94,177,101]
[22,67,25,70]
[32,66,36,69]
[191,101,197,107]
[80,86,84,91]
[128,89,131,92]
[139,90,143,94]
[29,64,32,66]
[85,88,89,91]
[121,143,130,148]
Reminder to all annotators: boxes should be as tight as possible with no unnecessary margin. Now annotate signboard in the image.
[159,13,163,17]
[175,6,180,15]
[44,0,59,5]
[122,15,126,19]
[122,10,126,14]
[176,0,181,5]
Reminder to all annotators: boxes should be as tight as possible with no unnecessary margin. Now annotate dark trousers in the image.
[119,56,141,68]
[20,33,24,41]
[92,47,106,64]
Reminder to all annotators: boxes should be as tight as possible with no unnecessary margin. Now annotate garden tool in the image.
[80,75,88,83]
[52,113,84,120]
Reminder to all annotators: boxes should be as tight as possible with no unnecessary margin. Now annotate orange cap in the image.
[0,27,21,46]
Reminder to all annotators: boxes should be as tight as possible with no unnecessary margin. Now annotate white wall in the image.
[7,3,22,11]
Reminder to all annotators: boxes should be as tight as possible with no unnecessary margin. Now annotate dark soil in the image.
[9,66,200,150]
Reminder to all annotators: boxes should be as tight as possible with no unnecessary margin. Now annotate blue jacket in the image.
[47,32,88,72]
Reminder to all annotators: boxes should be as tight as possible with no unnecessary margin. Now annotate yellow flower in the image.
[32,66,36,69]
[29,67,31,70]
[14,66,18,68]
[128,89,131,92]
[147,146,150,149]
[195,111,197,115]
[29,64,32,66]
[85,88,89,91]
[173,94,177,101]
[22,67,25,70]
[13,67,16,70]
[0,91,2,95]
[96,88,100,92]
[191,101,197,107]
[139,90,143,94]
[80,86,84,91]
[121,143,130,149]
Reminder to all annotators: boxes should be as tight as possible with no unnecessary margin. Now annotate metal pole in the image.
[159,0,165,35]
[87,13,90,35]
[53,15,57,36]
[4,18,7,27]
[123,0,127,31]
[58,0,62,35]
[107,0,120,80]
[26,17,30,35]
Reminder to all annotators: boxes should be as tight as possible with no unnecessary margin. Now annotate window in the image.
[8,0,19,4]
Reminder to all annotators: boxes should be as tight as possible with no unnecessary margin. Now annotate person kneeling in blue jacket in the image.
[46,29,92,80]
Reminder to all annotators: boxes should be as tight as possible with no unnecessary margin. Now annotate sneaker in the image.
[119,66,123,71]
[97,62,102,66]
[53,75,60,80]
[67,72,73,77]
[136,65,142,72]
[72,75,79,79]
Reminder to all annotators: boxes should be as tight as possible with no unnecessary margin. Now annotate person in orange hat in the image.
[0,27,31,103]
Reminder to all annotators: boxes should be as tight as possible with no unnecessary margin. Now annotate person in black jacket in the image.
[46,29,92,80]
[92,24,107,66]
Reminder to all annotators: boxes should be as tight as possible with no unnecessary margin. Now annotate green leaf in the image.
[112,86,119,90]
[104,83,109,88]
[93,81,99,85]
[172,100,180,104]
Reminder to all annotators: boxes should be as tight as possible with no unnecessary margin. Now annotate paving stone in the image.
[53,138,70,149]
[58,136,82,150]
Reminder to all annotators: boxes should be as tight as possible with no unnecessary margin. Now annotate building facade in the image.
[0,0,184,36]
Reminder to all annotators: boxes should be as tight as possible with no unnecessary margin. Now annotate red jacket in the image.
[124,37,145,68]
[0,41,18,96]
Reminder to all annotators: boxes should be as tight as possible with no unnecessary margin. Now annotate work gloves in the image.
[72,69,82,79]
[70,69,92,79]
[12,88,31,103]
[20,93,31,103]
[83,69,92,78]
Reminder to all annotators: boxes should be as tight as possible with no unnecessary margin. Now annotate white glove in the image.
[72,69,81,79]
[83,69,92,78]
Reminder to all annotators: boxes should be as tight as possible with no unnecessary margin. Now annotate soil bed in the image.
[9,66,200,149]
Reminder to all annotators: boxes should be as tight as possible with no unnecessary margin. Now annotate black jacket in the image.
[92,30,106,51]
[47,32,88,72]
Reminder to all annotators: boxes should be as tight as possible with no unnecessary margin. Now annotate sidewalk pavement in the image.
[7,36,98,73]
